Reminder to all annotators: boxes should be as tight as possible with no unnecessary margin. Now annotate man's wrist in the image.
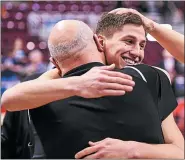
[144,18,156,33]
[126,141,142,158]
[68,76,82,97]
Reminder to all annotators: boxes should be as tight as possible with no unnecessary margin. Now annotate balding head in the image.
[48,20,94,63]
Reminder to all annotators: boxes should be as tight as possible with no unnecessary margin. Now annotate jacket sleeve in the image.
[1,73,43,159]
[1,111,17,158]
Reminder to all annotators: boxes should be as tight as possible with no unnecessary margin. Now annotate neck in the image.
[59,52,105,76]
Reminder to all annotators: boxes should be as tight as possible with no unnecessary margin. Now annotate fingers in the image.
[83,152,102,159]
[88,138,108,146]
[98,64,115,70]
[117,8,136,15]
[75,139,111,159]
[81,64,136,98]
[93,64,134,81]
[109,8,127,14]
[109,8,140,16]
[101,90,126,96]
[102,83,133,92]
[75,145,101,159]
[88,141,95,146]
[101,70,133,81]
[100,75,135,87]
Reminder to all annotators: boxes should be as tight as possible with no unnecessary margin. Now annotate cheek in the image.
[104,44,115,64]
[141,51,145,60]
[105,52,115,65]
[121,43,130,49]
[104,42,124,65]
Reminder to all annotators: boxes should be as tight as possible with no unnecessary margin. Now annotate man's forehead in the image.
[122,34,146,42]
[113,24,146,41]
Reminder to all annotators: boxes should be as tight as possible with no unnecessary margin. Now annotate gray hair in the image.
[48,21,93,62]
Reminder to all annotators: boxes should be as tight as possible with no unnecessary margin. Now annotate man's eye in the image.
[140,44,145,49]
[125,40,133,44]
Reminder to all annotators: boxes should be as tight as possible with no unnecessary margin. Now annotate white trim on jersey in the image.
[124,66,147,82]
[27,109,31,124]
[152,66,171,84]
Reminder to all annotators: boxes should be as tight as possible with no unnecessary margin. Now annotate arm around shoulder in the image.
[152,66,171,83]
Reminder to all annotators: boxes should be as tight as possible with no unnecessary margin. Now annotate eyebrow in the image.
[121,35,146,43]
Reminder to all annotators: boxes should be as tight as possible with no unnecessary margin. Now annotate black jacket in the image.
[1,110,34,159]
[1,73,45,159]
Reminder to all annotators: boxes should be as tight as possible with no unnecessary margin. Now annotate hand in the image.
[109,8,155,33]
[75,138,138,159]
[76,64,135,98]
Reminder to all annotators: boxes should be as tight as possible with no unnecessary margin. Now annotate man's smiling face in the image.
[103,24,146,68]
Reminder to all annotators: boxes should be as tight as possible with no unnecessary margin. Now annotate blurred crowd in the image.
[1,38,47,95]
[1,1,184,135]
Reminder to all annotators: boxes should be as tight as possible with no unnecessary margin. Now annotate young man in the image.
[1,11,184,158]
[73,10,184,159]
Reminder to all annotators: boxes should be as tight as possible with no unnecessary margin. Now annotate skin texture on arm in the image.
[1,76,79,111]
[109,8,184,63]
[75,115,184,159]
[1,64,135,111]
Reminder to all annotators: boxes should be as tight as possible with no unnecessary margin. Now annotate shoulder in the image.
[136,64,171,83]
[128,64,159,82]
[131,63,158,75]
[151,66,171,84]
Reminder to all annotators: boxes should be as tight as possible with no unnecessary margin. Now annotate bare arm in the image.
[1,64,135,111]
[110,8,184,63]
[1,76,79,111]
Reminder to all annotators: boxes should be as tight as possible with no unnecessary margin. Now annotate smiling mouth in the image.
[122,57,138,65]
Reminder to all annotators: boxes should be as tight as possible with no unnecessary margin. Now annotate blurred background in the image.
[1,1,184,136]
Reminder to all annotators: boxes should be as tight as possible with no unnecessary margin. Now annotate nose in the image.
[130,45,140,58]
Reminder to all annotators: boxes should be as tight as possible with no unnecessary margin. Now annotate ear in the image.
[93,34,105,52]
[49,57,62,76]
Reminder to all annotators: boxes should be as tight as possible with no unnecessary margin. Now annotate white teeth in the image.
[123,58,135,65]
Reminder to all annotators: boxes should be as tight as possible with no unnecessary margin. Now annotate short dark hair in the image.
[96,12,146,37]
